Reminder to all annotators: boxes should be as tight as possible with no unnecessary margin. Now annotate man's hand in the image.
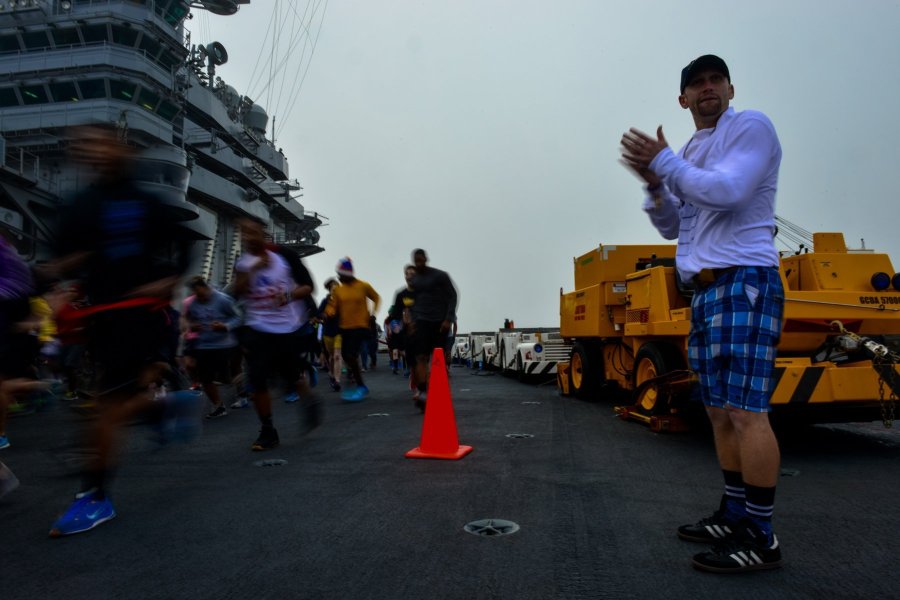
[439,320,451,334]
[620,126,668,188]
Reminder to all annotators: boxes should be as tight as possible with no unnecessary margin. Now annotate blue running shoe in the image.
[49,490,116,537]
[341,385,369,402]
[156,390,204,445]
[284,392,299,403]
[0,435,9,450]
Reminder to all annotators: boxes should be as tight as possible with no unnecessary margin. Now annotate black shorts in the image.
[296,322,319,355]
[0,333,38,379]
[89,307,169,394]
[243,328,307,392]
[0,298,37,379]
[192,347,236,384]
[339,328,369,362]
[387,331,406,351]
[410,320,448,358]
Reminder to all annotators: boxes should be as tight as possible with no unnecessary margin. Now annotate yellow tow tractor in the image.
[557,229,900,432]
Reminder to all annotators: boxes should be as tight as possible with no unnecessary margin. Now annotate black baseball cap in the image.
[680,54,730,93]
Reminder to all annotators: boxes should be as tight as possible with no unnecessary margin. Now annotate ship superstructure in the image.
[0,0,322,287]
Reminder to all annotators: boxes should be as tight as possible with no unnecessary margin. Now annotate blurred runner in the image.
[183,276,241,419]
[233,217,317,450]
[0,229,46,450]
[317,278,342,391]
[46,125,195,537]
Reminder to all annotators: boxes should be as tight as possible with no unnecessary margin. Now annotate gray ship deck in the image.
[3,367,899,599]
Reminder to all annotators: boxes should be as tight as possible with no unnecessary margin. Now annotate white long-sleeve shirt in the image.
[643,107,782,281]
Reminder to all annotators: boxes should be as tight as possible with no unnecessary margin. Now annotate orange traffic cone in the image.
[405,348,473,460]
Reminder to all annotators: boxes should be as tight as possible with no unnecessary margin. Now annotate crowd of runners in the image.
[0,125,458,538]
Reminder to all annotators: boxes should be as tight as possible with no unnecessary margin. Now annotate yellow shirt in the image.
[29,296,57,343]
[326,279,380,330]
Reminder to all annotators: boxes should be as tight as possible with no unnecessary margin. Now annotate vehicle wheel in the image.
[500,347,511,376]
[516,353,527,383]
[632,342,685,416]
[569,342,598,399]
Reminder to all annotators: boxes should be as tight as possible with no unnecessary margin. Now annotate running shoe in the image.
[692,519,782,573]
[49,490,116,537]
[414,392,427,413]
[251,427,280,451]
[677,496,738,543]
[341,385,369,402]
[157,390,204,444]
[329,378,341,392]
[69,397,98,415]
[230,396,250,409]
[0,436,9,450]
[283,392,299,403]
[8,401,35,417]
[48,379,66,397]
[205,405,228,419]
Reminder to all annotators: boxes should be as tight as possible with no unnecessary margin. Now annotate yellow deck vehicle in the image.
[558,232,900,431]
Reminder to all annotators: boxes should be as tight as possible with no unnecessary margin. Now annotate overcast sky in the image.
[192,0,900,332]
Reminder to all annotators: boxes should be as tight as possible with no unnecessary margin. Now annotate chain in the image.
[874,354,898,428]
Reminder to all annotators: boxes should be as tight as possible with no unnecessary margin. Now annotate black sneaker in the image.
[205,405,228,420]
[692,519,782,573]
[251,427,279,451]
[677,496,738,543]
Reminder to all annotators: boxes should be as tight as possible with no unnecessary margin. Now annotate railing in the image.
[1,146,40,182]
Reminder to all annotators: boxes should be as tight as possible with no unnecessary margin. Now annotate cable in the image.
[775,214,814,253]
[275,0,330,139]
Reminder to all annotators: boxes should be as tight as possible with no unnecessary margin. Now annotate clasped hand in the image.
[620,126,668,188]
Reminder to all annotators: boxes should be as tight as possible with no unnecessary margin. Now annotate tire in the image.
[500,346,512,376]
[568,342,599,399]
[516,353,527,383]
[632,342,685,416]
[483,349,493,371]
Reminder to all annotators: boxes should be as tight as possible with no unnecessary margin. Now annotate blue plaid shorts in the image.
[688,266,784,412]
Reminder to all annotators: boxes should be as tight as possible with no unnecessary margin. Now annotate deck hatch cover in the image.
[464,519,520,537]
